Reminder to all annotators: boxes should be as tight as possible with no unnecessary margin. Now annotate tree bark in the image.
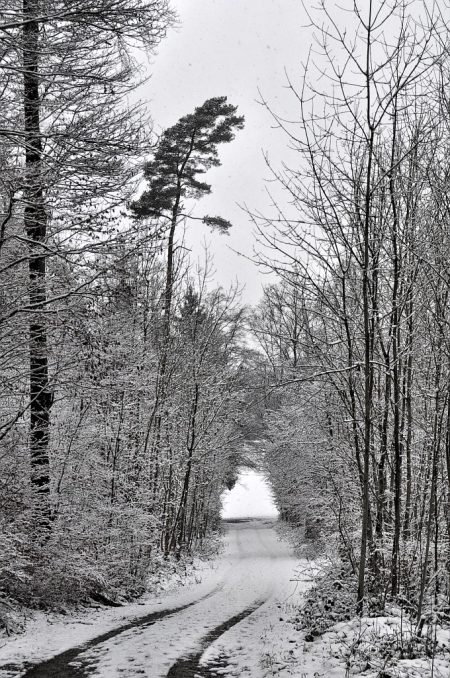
[389,100,402,596]
[23,0,52,531]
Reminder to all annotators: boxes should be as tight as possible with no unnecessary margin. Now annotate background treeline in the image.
[252,0,450,623]
[0,1,249,617]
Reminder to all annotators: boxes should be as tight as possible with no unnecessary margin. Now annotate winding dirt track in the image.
[19,518,291,678]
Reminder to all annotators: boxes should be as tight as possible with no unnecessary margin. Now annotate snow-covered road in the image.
[17,518,307,678]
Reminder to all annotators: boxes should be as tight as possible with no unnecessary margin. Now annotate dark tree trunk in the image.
[402,291,413,539]
[170,382,199,554]
[389,102,402,597]
[23,0,52,530]
[357,120,375,614]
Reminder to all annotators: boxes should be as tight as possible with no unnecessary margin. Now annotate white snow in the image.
[198,549,319,677]
[200,591,450,678]
[0,557,225,677]
[221,470,279,519]
[3,516,444,678]
[282,615,450,678]
[0,519,307,678]
[58,519,303,677]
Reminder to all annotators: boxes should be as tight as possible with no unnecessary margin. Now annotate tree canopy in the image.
[131,96,244,231]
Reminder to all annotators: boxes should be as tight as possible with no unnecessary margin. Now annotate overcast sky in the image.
[143,0,308,305]
[221,470,278,519]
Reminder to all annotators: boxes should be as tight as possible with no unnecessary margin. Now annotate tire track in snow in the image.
[19,585,223,678]
[7,519,288,678]
[166,599,265,678]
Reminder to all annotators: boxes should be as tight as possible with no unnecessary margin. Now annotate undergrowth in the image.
[0,523,222,637]
[294,564,450,677]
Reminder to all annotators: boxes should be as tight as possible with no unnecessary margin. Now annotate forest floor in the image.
[0,519,449,677]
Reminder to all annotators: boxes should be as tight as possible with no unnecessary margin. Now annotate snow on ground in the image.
[0,554,224,677]
[3,481,443,678]
[281,614,450,678]
[0,518,309,678]
[0,471,289,678]
[200,580,450,678]
[199,551,320,677]
[55,519,304,677]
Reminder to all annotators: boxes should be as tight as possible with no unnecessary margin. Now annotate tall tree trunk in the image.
[23,0,52,531]
[170,382,199,554]
[389,101,402,596]
[357,114,375,612]
[417,346,442,626]
[445,373,450,603]
[376,365,391,539]
[402,290,413,539]
[147,204,179,534]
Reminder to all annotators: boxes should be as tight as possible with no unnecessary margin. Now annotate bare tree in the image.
[0,0,174,533]
[252,0,445,613]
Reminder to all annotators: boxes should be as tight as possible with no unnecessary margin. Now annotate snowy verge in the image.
[240,587,450,677]
[287,613,450,678]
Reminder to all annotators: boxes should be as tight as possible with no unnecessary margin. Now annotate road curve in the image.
[18,518,293,678]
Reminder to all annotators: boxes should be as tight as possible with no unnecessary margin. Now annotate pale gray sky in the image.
[143,0,308,305]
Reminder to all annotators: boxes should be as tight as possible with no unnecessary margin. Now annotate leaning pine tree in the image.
[132,96,244,333]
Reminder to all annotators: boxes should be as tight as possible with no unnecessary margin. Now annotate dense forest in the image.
[254,0,450,630]
[1,0,450,653]
[0,0,253,615]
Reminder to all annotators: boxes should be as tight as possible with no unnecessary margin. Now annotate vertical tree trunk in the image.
[389,101,402,596]
[170,382,199,554]
[23,0,52,530]
[417,349,442,626]
[357,117,375,612]
[403,290,413,539]
[341,275,364,484]
[356,0,376,613]
[445,375,450,603]
[376,317,391,542]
